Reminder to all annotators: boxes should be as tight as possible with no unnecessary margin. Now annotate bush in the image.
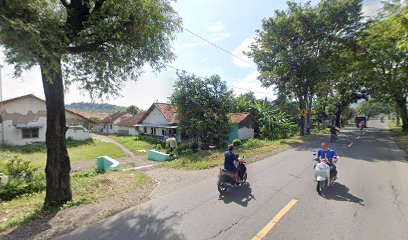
[191,142,199,153]
[135,135,162,145]
[156,144,162,150]
[232,139,242,147]
[0,155,45,200]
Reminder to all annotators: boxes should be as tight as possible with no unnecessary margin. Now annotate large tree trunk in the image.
[396,95,408,132]
[40,57,72,206]
[306,95,313,135]
[335,103,344,128]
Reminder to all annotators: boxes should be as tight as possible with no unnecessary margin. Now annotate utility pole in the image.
[0,65,4,145]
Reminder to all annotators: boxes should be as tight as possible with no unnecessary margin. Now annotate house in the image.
[99,112,132,134]
[228,112,255,142]
[116,111,147,135]
[135,103,181,141]
[134,103,255,143]
[68,110,109,133]
[0,94,92,145]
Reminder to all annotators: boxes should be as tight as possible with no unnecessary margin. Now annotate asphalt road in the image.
[58,120,408,240]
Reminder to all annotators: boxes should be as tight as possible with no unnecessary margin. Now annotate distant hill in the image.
[66,102,127,114]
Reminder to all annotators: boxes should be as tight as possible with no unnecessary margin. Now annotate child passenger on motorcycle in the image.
[315,142,338,179]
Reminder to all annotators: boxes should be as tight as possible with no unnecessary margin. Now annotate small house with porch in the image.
[135,103,181,142]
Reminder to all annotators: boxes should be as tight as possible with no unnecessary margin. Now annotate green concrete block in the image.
[148,150,173,162]
[96,156,120,171]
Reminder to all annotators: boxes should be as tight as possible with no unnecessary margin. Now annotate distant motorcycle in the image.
[217,157,247,195]
[313,154,337,195]
[330,134,337,143]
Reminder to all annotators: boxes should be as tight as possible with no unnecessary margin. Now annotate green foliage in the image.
[253,101,299,140]
[156,144,162,150]
[66,102,127,113]
[136,135,162,145]
[0,155,45,200]
[126,105,140,115]
[359,0,408,131]
[232,139,242,147]
[171,72,234,147]
[191,142,199,153]
[249,0,363,134]
[357,100,392,118]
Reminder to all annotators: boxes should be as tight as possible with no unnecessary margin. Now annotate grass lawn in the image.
[388,122,408,155]
[108,136,156,155]
[0,139,124,168]
[162,135,317,170]
[0,169,151,232]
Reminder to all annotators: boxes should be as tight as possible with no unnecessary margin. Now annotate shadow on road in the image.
[218,183,255,207]
[322,182,365,206]
[4,207,186,240]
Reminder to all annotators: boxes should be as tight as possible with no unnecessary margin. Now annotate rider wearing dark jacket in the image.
[224,144,238,172]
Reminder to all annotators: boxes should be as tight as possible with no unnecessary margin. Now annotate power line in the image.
[182,27,257,68]
[162,63,275,96]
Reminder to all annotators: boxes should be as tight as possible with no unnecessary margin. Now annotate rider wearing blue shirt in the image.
[316,142,338,178]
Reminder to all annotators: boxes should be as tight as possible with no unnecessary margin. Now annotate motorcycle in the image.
[217,157,247,195]
[330,134,337,143]
[313,154,338,195]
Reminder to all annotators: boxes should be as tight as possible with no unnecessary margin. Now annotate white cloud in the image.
[176,22,230,49]
[231,71,276,100]
[207,22,225,33]
[232,36,256,68]
[362,0,382,17]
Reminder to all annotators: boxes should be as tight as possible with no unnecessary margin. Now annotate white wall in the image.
[66,127,90,141]
[0,96,90,145]
[142,108,169,125]
[117,126,139,136]
[238,127,254,140]
[0,119,46,145]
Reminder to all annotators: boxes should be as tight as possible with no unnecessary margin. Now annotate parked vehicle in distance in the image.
[355,115,367,128]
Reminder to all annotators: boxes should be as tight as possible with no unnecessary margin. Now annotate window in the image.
[110,124,113,129]
[22,128,39,139]
[162,129,165,136]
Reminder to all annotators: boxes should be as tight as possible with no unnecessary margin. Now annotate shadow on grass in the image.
[1,205,59,240]
[218,183,255,207]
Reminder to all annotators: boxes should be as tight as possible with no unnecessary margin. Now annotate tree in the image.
[248,0,363,135]
[171,72,233,148]
[359,0,408,131]
[357,100,392,118]
[126,105,140,115]
[0,0,181,206]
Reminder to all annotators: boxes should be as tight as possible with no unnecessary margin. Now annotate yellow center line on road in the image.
[252,199,298,240]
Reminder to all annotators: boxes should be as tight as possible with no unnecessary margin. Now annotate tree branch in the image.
[67,40,108,54]
[60,0,70,8]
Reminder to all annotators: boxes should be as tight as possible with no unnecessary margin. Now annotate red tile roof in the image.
[140,103,178,124]
[117,111,147,127]
[100,112,129,123]
[230,112,252,124]
[67,109,110,121]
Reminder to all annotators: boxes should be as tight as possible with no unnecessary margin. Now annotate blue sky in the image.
[0,0,383,109]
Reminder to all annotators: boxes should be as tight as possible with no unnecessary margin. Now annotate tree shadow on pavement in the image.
[55,206,185,240]
[218,183,255,207]
[321,182,365,206]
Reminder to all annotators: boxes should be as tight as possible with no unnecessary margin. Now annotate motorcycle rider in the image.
[315,142,338,179]
[330,125,338,140]
[224,144,244,182]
